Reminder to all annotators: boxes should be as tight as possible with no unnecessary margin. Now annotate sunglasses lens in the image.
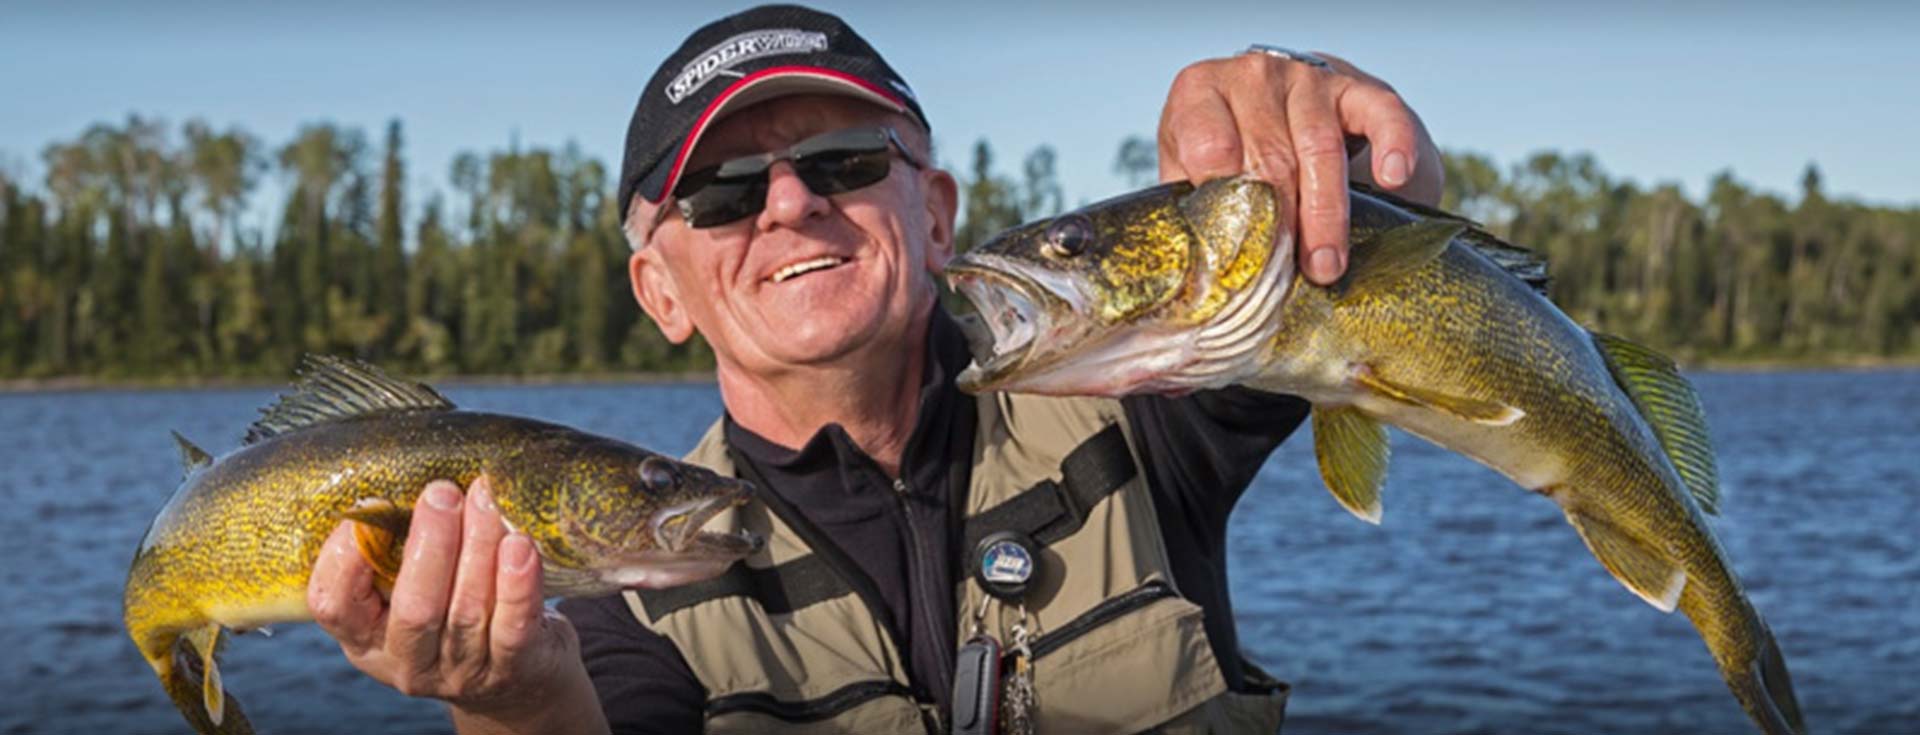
[672,127,903,229]
[679,173,768,228]
[796,148,895,195]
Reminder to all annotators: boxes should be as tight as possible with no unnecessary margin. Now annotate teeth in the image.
[772,256,845,283]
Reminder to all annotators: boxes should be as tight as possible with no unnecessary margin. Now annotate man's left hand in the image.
[1157,50,1443,285]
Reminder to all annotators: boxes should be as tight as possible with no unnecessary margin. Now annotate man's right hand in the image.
[307,476,610,735]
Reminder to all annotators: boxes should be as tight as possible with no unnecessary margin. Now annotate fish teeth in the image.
[772,256,844,283]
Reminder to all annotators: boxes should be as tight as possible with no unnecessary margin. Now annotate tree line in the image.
[0,117,1914,381]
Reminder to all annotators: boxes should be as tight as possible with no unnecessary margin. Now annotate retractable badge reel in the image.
[953,531,1043,735]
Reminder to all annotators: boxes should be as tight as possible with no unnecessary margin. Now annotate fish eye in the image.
[638,457,680,490]
[1041,215,1093,259]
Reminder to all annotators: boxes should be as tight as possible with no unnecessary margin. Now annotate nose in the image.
[757,160,830,230]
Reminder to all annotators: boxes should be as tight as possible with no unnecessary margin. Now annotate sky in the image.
[3,0,1916,234]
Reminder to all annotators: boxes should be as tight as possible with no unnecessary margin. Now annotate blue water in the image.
[0,370,1914,734]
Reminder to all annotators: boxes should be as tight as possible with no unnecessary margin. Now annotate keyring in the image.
[1244,44,1331,71]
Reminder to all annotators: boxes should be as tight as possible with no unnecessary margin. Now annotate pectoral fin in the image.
[185,624,227,726]
[1564,509,1686,612]
[1354,368,1525,426]
[341,499,410,594]
[1590,331,1721,514]
[1313,406,1390,524]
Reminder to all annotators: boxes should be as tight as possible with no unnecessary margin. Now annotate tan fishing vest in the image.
[621,392,1289,734]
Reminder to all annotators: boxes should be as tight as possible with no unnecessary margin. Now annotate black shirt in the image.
[557,309,1307,734]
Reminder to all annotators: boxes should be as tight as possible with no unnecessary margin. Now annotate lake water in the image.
[1,370,1914,734]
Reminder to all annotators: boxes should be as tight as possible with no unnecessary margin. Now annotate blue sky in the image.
[3,0,1915,233]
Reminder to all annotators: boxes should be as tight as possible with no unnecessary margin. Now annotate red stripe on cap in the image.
[657,65,910,202]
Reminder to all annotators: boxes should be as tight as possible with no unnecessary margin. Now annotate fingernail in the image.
[1381,151,1409,187]
[1311,247,1342,281]
[471,483,496,514]
[502,534,535,573]
[423,483,462,511]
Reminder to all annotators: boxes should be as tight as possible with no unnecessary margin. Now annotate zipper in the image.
[707,679,914,722]
[1021,580,1179,661]
[892,475,956,704]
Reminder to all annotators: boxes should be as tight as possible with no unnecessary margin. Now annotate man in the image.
[307,5,1442,733]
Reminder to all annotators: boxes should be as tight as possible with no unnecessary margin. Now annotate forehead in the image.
[687,94,905,169]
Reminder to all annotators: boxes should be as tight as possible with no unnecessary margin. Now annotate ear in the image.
[630,248,695,344]
[921,168,960,273]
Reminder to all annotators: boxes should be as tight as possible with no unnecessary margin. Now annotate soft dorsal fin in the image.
[244,355,454,445]
[1336,219,1465,297]
[1590,332,1721,515]
[172,431,214,475]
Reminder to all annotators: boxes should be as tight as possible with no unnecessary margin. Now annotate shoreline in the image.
[0,370,718,394]
[4,356,1917,393]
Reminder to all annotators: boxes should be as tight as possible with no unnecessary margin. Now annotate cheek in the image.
[664,240,745,304]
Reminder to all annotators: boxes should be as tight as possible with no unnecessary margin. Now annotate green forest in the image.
[0,116,1915,383]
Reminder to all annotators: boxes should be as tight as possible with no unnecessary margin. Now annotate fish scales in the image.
[945,177,1804,735]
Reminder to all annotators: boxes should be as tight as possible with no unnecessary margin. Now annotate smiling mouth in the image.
[770,256,847,283]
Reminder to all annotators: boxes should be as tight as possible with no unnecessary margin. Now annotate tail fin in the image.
[1730,625,1805,735]
[162,630,255,735]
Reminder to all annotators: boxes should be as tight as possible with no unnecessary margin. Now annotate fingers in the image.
[1333,83,1419,189]
[443,476,507,673]
[487,531,548,674]
[385,480,466,681]
[1157,72,1239,184]
[309,519,386,656]
[1272,63,1351,283]
[1159,51,1441,285]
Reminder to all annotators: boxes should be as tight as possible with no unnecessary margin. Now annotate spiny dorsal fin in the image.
[1337,219,1466,297]
[245,355,454,445]
[172,431,213,475]
[1590,332,1721,514]
[1351,181,1551,295]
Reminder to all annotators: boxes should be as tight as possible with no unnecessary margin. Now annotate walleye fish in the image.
[123,355,761,735]
[945,177,1804,735]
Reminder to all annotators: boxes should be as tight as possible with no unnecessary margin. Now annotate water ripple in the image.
[3,372,1914,733]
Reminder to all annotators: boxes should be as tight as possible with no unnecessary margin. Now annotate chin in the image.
[771,304,915,360]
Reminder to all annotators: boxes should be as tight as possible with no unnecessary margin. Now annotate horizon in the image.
[3,0,1916,230]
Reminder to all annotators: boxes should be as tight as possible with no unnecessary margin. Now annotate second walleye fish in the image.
[125,355,762,735]
[945,177,1804,735]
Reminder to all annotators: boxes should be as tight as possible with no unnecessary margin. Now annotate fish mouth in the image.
[652,482,759,556]
[946,257,1056,392]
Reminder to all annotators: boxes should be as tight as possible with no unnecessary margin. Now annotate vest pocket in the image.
[706,679,912,722]
[705,680,930,734]
[1023,579,1178,659]
[1016,580,1229,734]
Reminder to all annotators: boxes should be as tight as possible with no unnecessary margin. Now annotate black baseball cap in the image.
[616,4,930,224]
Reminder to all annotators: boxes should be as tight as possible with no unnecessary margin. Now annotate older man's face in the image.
[629,95,955,376]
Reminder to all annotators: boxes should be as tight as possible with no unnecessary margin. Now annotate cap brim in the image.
[651,66,913,203]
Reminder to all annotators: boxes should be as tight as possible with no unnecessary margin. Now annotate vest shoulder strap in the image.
[959,421,1135,552]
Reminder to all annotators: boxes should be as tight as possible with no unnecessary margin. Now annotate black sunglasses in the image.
[661,126,924,230]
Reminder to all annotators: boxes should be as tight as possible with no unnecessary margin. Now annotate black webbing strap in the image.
[637,423,1136,619]
[960,423,1136,553]
[637,553,850,619]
